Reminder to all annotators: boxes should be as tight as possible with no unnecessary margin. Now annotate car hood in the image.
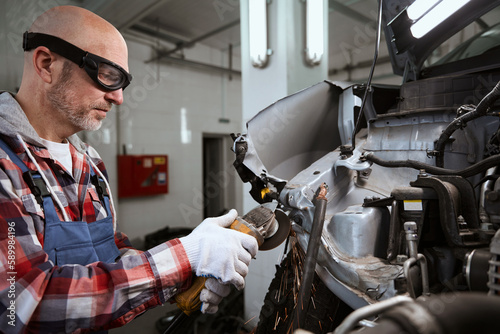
[382,0,500,81]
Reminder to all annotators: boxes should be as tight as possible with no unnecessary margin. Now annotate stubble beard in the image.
[47,61,110,132]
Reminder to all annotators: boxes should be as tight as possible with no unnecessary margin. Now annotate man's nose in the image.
[104,88,124,105]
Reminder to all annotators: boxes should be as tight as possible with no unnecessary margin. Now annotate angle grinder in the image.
[164,203,290,333]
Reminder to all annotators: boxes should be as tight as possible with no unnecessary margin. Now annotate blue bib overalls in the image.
[0,138,120,266]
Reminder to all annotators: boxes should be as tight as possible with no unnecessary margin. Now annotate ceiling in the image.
[80,0,385,77]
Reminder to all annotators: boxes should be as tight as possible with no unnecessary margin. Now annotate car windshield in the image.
[424,10,500,68]
[433,24,500,66]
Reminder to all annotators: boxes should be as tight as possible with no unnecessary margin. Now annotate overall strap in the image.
[89,162,112,217]
[0,137,28,172]
[0,137,50,205]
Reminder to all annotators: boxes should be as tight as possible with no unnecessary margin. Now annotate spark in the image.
[244,315,257,325]
[311,296,316,310]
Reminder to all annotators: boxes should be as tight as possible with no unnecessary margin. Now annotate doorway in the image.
[203,134,236,219]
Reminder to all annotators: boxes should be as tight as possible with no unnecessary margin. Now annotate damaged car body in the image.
[232,0,500,333]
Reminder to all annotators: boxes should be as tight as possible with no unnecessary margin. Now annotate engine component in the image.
[489,229,500,296]
[434,80,500,167]
[401,222,430,298]
[484,173,500,225]
[485,126,500,157]
[362,151,500,179]
[403,253,430,299]
[334,293,500,334]
[328,205,390,259]
[464,248,491,292]
[404,222,418,259]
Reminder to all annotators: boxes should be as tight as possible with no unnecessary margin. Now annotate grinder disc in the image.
[260,209,291,251]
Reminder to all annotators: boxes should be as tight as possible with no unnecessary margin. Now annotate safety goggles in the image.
[23,31,132,91]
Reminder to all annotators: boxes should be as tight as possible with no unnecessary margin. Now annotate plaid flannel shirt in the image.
[0,93,192,333]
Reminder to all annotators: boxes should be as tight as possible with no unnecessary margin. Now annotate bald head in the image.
[27,6,128,69]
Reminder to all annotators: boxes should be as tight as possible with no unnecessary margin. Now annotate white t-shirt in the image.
[40,138,73,175]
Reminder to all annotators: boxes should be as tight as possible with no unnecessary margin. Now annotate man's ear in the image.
[32,47,56,84]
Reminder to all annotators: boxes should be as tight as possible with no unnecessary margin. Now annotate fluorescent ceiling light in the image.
[248,0,269,68]
[305,0,325,65]
[410,0,471,38]
[407,0,440,20]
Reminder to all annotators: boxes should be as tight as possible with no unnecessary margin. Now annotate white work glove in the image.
[200,278,231,314]
[180,209,258,290]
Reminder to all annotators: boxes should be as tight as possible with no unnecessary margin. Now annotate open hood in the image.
[382,0,500,81]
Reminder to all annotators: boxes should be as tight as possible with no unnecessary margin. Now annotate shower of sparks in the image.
[253,231,329,333]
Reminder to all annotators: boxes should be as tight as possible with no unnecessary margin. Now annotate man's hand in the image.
[180,209,258,290]
[200,278,231,314]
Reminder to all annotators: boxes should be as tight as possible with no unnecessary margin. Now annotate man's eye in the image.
[98,70,121,84]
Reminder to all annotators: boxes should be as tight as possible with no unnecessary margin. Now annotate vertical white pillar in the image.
[240,0,328,325]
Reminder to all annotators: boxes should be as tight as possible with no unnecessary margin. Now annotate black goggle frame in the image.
[23,31,132,91]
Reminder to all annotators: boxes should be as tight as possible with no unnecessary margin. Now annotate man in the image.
[0,5,258,333]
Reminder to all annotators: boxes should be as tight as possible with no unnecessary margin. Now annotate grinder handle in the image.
[174,218,262,315]
[175,276,207,315]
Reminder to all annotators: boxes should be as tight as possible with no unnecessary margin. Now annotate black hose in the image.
[435,80,500,167]
[348,293,500,334]
[363,151,500,178]
[293,183,328,330]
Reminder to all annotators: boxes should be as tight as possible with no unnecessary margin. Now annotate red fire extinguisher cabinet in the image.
[117,155,168,198]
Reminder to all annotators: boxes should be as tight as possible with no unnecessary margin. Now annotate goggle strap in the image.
[23,32,86,68]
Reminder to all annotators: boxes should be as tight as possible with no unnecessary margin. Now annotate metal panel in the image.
[245,80,345,181]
